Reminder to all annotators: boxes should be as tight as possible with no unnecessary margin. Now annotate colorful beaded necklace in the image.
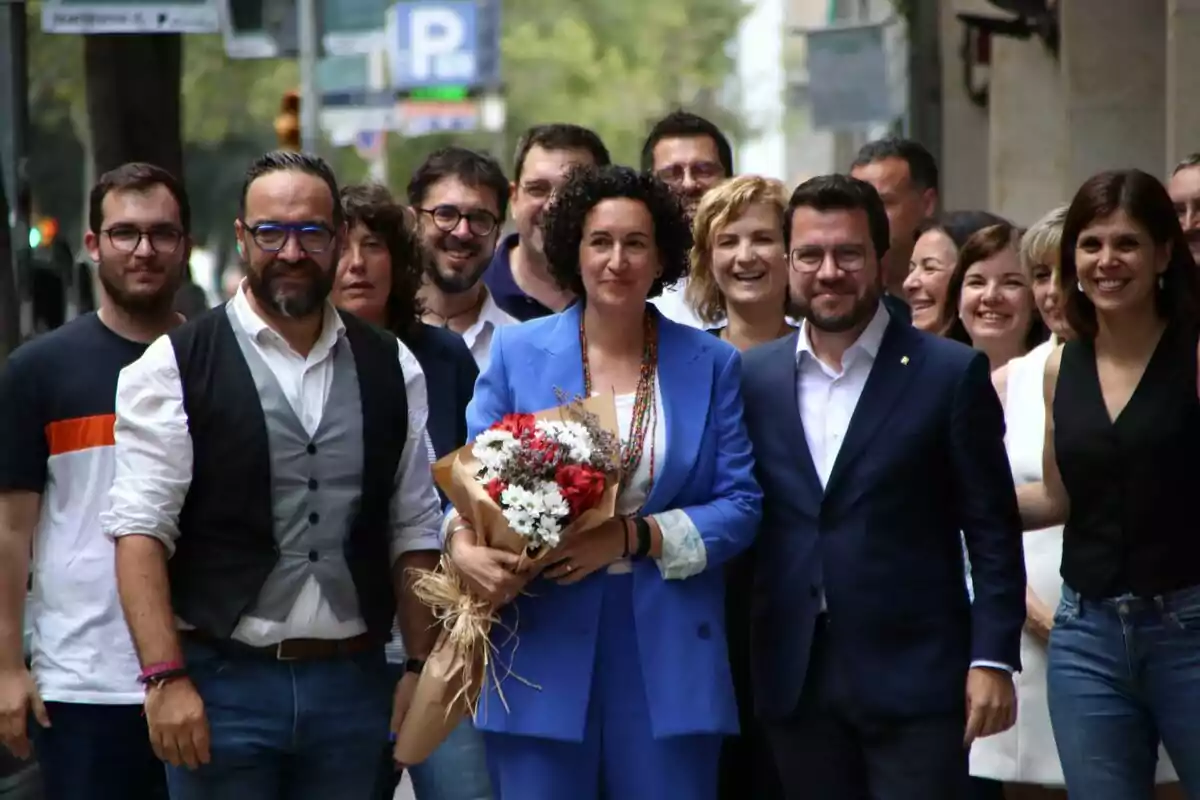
[580,310,659,495]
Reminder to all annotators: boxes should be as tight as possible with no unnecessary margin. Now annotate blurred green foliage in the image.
[27,0,748,251]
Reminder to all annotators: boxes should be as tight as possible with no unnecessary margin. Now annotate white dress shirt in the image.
[461,286,517,373]
[101,288,443,645]
[795,302,1011,672]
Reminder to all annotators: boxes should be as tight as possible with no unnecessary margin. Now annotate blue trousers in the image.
[32,702,167,800]
[165,638,392,800]
[483,572,723,800]
[1048,584,1200,799]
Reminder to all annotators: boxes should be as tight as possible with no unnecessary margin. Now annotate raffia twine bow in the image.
[410,556,541,718]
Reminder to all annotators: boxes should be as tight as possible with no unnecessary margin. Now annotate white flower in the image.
[473,429,518,476]
[535,420,594,463]
[499,481,571,548]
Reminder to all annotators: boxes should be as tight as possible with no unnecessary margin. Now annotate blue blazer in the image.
[404,323,478,460]
[741,312,1026,721]
[466,303,762,741]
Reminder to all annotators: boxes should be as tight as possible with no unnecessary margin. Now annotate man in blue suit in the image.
[741,175,1026,799]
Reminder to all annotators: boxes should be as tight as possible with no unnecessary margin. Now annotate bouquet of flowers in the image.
[394,393,619,765]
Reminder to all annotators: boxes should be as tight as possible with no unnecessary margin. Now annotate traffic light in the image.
[275,90,301,151]
[28,218,58,249]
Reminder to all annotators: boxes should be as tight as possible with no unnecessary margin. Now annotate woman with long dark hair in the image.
[1017,169,1200,799]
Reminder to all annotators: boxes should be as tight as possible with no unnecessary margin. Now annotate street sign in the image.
[354,130,384,159]
[804,20,905,131]
[388,0,500,91]
[396,98,478,135]
[42,0,220,33]
[220,0,390,59]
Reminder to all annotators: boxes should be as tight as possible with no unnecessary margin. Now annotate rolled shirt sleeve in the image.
[100,335,194,556]
[390,341,443,561]
[649,509,707,580]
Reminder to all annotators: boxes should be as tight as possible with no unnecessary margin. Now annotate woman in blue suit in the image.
[443,165,763,800]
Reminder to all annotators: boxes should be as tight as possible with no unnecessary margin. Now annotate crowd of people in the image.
[0,109,1198,800]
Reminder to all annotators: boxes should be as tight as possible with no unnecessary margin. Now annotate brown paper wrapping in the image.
[394,394,619,765]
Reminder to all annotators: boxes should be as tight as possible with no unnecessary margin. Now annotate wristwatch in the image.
[404,658,426,676]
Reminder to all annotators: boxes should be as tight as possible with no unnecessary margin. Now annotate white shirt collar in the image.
[795,301,891,369]
[463,285,516,343]
[231,284,345,358]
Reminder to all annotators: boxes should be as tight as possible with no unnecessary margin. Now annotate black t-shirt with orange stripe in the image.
[0,313,148,492]
[0,313,155,702]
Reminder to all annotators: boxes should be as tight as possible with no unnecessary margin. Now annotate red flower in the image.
[492,413,536,439]
[485,478,506,504]
[555,464,607,518]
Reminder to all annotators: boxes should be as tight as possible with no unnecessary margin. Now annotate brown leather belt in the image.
[182,629,378,662]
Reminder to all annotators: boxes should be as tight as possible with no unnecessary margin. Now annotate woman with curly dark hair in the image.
[329,184,491,800]
[442,165,762,799]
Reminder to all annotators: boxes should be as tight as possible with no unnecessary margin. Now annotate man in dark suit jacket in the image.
[741,175,1026,799]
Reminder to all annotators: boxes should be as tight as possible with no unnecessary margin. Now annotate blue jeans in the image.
[166,638,392,800]
[1048,584,1200,799]
[378,664,492,800]
[31,702,167,800]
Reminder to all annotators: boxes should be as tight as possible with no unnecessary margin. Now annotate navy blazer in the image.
[404,323,478,459]
[466,303,762,741]
[741,311,1025,721]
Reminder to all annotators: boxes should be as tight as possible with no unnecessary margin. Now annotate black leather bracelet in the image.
[404,658,426,676]
[621,516,632,558]
[140,667,188,687]
[633,516,652,559]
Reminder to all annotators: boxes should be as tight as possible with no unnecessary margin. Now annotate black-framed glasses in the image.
[418,205,499,237]
[243,222,335,254]
[789,245,868,273]
[102,225,184,254]
[654,161,724,186]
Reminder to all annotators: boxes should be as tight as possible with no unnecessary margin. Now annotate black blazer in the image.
[404,323,478,460]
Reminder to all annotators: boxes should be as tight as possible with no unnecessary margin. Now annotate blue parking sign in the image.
[389,0,500,90]
[391,1,477,88]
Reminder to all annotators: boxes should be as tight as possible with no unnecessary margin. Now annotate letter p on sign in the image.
[407,4,477,83]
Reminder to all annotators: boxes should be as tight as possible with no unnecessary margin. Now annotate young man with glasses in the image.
[102,150,444,799]
[408,146,515,370]
[0,162,190,800]
[640,111,734,330]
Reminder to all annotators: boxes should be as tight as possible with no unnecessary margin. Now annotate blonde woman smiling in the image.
[686,176,792,351]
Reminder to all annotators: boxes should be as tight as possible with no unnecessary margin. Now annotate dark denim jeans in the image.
[1048,584,1200,799]
[165,638,392,800]
[377,664,493,800]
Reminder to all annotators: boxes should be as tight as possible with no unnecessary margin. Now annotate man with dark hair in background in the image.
[485,123,611,321]
[409,146,516,370]
[104,150,444,799]
[0,161,191,800]
[850,137,941,324]
[641,110,734,329]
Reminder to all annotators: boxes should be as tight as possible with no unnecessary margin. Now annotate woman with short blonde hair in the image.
[686,176,792,351]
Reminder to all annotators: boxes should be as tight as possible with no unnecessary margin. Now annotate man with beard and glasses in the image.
[641,110,734,330]
[1167,152,1200,265]
[485,123,611,321]
[101,150,444,800]
[740,175,1026,800]
[0,162,190,800]
[409,146,515,370]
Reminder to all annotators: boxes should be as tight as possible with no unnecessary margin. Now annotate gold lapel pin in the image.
[900,356,909,365]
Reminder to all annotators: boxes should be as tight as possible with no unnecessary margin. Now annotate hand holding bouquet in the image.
[394,394,620,765]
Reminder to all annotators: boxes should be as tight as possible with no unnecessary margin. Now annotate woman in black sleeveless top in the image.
[1016,170,1200,799]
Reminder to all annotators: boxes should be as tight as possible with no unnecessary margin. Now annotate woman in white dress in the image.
[970,206,1180,798]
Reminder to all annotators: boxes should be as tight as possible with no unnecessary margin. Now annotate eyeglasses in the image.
[654,161,725,186]
[789,246,868,273]
[102,225,184,254]
[419,205,500,237]
[243,222,335,254]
